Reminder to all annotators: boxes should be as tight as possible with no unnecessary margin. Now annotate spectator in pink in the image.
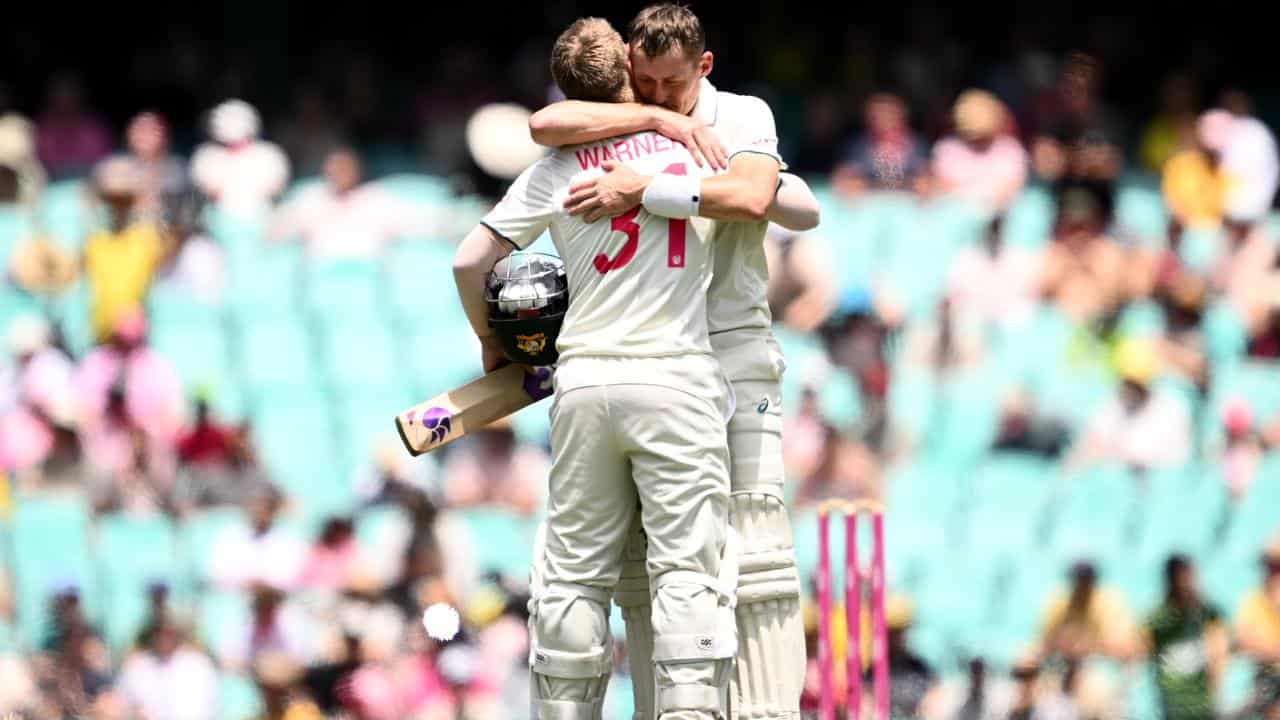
[932,89,1028,215]
[34,75,112,180]
[298,517,367,592]
[75,308,185,445]
[946,219,1040,330]
[1218,400,1266,502]
[190,99,289,215]
[0,315,75,472]
[268,147,438,261]
[831,92,929,198]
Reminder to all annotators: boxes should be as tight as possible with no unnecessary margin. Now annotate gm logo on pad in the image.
[697,636,714,652]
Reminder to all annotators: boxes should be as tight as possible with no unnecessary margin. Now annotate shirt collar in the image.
[691,78,718,126]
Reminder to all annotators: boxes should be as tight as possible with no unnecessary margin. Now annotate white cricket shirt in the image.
[483,131,724,396]
[692,80,789,381]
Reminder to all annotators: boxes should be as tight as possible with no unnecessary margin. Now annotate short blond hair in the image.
[550,18,630,103]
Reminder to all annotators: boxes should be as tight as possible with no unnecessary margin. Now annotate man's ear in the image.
[699,51,714,79]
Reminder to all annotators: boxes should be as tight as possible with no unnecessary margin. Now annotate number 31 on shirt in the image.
[593,163,688,274]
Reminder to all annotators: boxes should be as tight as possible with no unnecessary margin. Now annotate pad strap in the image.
[657,683,722,713]
[653,631,737,662]
[529,643,614,678]
[652,570,735,607]
[533,699,603,720]
[542,581,613,606]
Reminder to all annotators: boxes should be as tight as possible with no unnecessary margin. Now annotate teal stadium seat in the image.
[1137,465,1227,570]
[1047,464,1140,566]
[251,401,347,515]
[1218,455,1280,564]
[384,240,464,325]
[406,323,483,399]
[304,259,383,321]
[1127,663,1162,720]
[989,558,1062,651]
[1177,226,1224,275]
[1116,300,1167,340]
[320,318,399,388]
[455,507,539,581]
[1113,184,1169,247]
[0,284,41,348]
[1001,186,1054,249]
[1217,656,1256,716]
[963,454,1054,566]
[334,382,418,468]
[203,206,270,260]
[913,549,1002,669]
[0,207,35,273]
[150,320,233,396]
[51,280,95,358]
[224,243,304,322]
[375,173,453,207]
[196,591,249,659]
[822,197,881,294]
[924,365,1005,466]
[10,492,98,646]
[95,512,179,654]
[217,671,265,720]
[235,317,321,393]
[1202,301,1247,368]
[36,180,92,251]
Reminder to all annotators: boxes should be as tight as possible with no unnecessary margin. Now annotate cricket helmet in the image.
[486,252,568,366]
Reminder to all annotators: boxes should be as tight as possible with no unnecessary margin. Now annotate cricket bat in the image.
[394,364,554,456]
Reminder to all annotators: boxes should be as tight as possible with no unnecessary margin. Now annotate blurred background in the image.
[4,1,1280,718]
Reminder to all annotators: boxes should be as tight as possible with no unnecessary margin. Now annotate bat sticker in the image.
[422,407,453,444]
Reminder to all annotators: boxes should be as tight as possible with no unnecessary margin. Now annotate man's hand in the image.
[564,161,651,223]
[480,335,510,374]
[651,108,728,171]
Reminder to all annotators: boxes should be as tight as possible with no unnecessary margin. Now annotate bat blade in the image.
[395,364,554,456]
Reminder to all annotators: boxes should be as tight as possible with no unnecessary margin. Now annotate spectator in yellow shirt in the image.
[1040,561,1142,663]
[1162,113,1229,231]
[83,157,167,344]
[1235,537,1280,717]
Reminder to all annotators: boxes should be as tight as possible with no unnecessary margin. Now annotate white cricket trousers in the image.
[531,379,735,720]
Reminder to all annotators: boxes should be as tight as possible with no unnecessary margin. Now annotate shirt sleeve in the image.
[725,95,786,169]
[481,160,558,249]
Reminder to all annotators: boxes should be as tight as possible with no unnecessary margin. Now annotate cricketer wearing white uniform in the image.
[549,77,809,719]
[483,128,740,720]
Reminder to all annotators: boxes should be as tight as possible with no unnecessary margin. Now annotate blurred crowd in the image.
[0,32,1279,720]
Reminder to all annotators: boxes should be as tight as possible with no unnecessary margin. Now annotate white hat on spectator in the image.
[0,113,35,162]
[209,99,261,144]
[1196,109,1235,152]
[7,314,50,356]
